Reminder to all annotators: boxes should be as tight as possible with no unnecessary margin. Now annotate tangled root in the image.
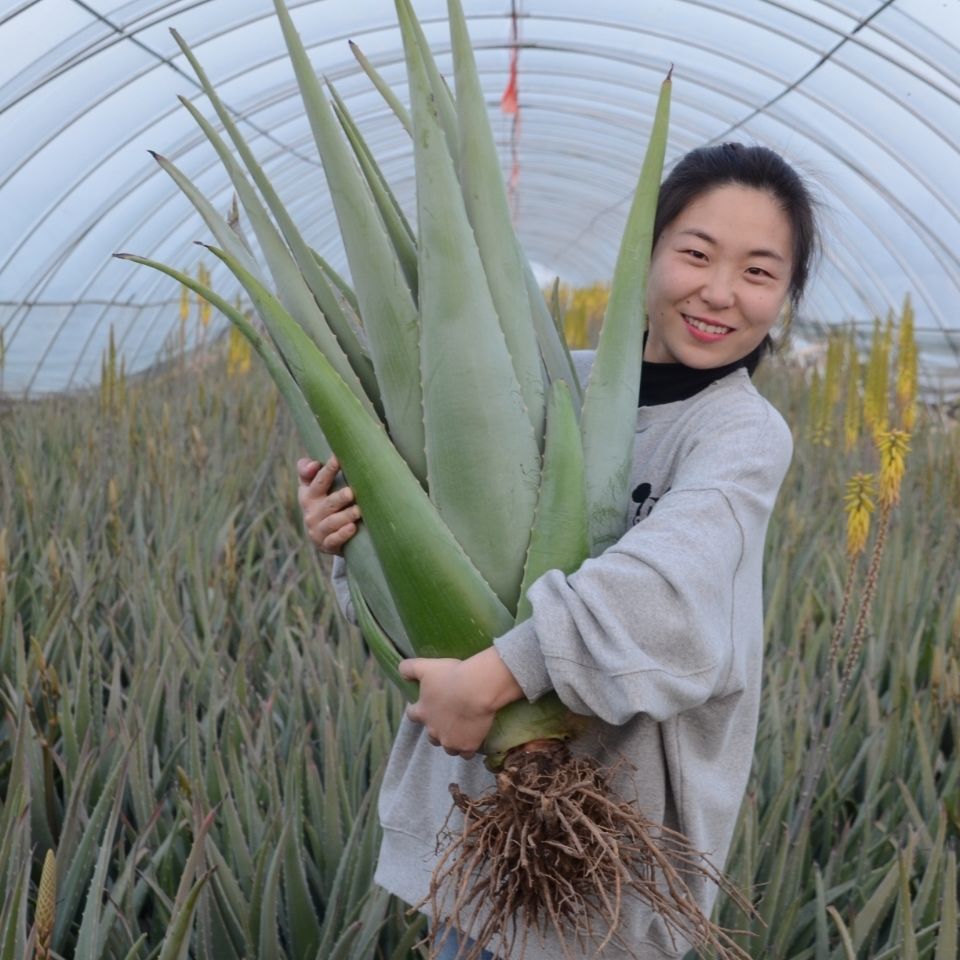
[422,740,754,960]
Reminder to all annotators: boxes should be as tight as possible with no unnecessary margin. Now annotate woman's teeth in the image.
[685,316,731,335]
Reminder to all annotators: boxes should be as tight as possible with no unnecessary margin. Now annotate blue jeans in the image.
[432,924,495,960]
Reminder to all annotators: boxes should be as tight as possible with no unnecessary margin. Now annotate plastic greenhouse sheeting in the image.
[1,0,959,397]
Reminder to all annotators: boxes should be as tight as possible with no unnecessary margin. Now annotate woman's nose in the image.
[699,269,736,309]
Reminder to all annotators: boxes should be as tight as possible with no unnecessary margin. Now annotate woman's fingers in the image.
[311,455,341,495]
[296,457,321,484]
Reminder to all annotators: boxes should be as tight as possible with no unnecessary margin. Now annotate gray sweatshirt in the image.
[332,357,793,959]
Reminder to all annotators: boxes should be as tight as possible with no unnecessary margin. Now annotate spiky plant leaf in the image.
[398,0,540,612]
[348,40,412,135]
[272,0,426,482]
[170,38,380,418]
[115,252,412,654]
[581,71,671,554]
[515,379,589,623]
[328,82,418,297]
[447,0,545,444]
[196,243,515,657]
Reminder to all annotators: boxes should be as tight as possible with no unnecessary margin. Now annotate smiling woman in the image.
[302,141,825,959]
[646,142,821,374]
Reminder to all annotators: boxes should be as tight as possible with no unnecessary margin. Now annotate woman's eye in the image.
[684,249,707,260]
[746,266,772,278]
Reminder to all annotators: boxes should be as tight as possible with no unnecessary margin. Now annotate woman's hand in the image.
[399,648,525,758]
[297,455,362,555]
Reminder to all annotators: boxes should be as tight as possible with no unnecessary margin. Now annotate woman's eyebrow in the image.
[676,228,787,263]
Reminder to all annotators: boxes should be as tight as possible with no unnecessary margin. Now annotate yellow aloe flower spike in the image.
[876,428,911,506]
[844,472,875,558]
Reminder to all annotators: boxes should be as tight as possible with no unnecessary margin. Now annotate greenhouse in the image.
[0,1,957,959]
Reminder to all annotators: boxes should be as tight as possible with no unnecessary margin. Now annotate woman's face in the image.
[644,184,793,368]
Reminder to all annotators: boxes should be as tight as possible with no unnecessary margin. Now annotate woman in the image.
[298,142,821,959]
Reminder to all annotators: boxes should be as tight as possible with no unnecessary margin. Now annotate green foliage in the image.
[0,360,422,959]
[2,345,956,958]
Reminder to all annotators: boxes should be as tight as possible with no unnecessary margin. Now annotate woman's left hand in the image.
[399,648,524,759]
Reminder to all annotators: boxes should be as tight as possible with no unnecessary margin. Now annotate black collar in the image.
[639,331,750,407]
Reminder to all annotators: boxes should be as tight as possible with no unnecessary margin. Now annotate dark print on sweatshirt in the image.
[631,482,670,524]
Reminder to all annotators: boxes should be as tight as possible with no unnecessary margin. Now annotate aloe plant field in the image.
[0,318,956,959]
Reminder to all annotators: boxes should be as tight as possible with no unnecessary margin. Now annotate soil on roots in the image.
[423,740,754,960]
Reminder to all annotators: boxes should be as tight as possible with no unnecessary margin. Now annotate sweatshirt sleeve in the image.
[493,394,793,726]
[331,555,358,625]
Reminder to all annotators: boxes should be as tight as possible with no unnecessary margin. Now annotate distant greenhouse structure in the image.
[1,0,959,398]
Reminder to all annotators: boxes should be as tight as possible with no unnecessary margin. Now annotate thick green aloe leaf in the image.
[515,379,589,623]
[398,0,540,614]
[115,253,412,659]
[581,71,671,554]
[396,0,460,168]
[201,243,514,657]
[447,0,545,445]
[347,573,418,702]
[328,82,419,299]
[349,40,412,136]
[272,0,427,483]
[171,32,381,420]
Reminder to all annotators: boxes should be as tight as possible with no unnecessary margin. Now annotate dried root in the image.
[421,740,754,960]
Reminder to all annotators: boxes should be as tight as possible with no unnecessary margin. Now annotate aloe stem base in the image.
[423,743,755,960]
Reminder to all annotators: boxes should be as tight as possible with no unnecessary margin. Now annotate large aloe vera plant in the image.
[115,1,747,956]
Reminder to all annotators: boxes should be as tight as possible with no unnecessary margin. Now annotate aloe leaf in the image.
[524,261,583,410]
[0,860,28,960]
[348,40,412,135]
[226,192,256,257]
[398,0,540,613]
[116,252,410,652]
[272,0,426,482]
[548,275,583,399]
[328,81,419,298]
[347,572,418,702]
[852,857,900,951]
[116,254,330,459]
[934,849,956,960]
[73,772,126,960]
[396,0,459,168]
[581,70,671,554]
[258,821,286,960]
[53,758,127,951]
[515,379,589,623]
[150,152,264,283]
[157,870,214,960]
[202,242,514,657]
[447,0,545,444]
[310,251,359,314]
[171,33,380,419]
[283,771,322,960]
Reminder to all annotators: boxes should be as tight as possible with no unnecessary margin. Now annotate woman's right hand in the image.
[296,456,362,556]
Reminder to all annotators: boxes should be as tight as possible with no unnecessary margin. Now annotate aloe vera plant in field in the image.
[114,1,765,956]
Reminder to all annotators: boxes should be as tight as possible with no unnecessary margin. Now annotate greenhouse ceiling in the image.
[1,0,959,397]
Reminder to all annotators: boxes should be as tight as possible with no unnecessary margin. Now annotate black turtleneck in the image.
[638,330,751,407]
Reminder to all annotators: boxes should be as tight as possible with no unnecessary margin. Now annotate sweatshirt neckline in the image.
[639,331,751,407]
[636,367,751,423]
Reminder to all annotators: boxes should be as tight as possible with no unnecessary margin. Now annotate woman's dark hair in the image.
[652,142,821,374]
